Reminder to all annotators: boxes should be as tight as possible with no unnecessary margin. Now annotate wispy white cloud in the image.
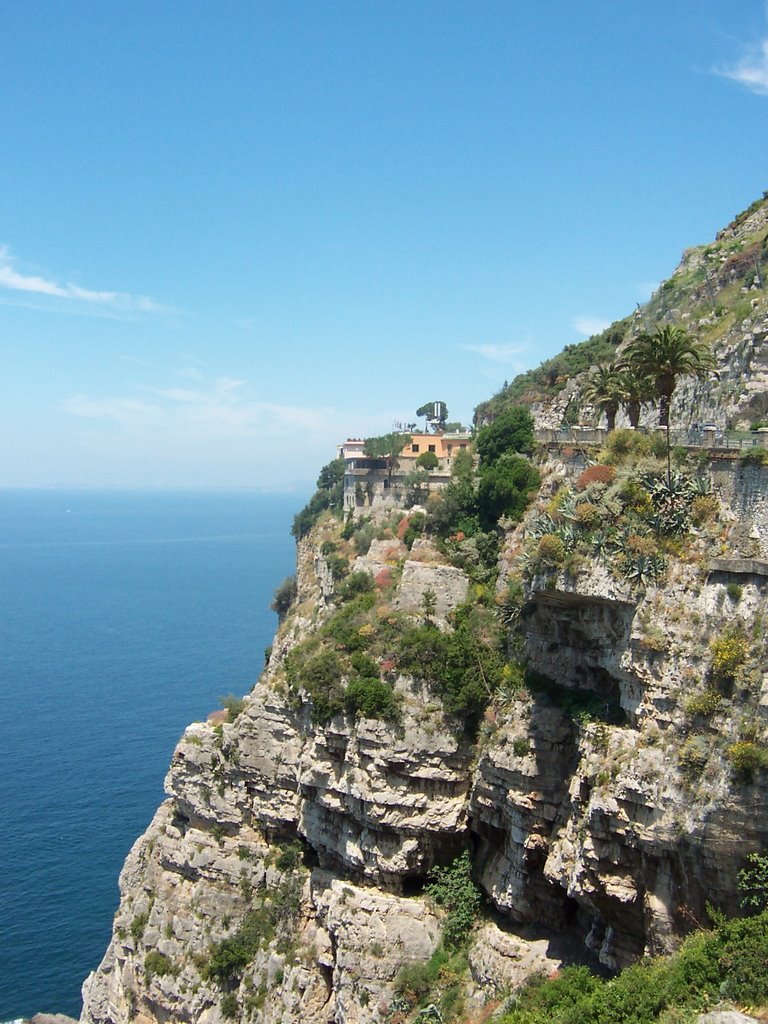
[120,354,154,368]
[61,373,344,441]
[62,396,162,426]
[151,377,247,405]
[217,376,248,395]
[572,315,610,337]
[720,36,768,94]
[152,388,205,404]
[463,343,527,365]
[57,370,422,486]
[0,244,166,314]
[177,366,205,381]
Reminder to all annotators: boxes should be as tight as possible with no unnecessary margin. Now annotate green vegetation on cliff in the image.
[291,457,345,539]
[427,406,539,541]
[498,910,768,1024]
[518,429,718,586]
[283,406,543,734]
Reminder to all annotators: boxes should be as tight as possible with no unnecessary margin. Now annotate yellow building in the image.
[400,432,471,461]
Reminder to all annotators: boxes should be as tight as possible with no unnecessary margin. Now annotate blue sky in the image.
[2,2,768,489]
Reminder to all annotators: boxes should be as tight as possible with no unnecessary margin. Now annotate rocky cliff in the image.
[81,197,768,1024]
[80,464,768,1023]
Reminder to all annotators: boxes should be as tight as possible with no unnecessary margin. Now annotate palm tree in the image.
[581,362,624,432]
[616,365,656,429]
[625,325,716,429]
[625,324,717,485]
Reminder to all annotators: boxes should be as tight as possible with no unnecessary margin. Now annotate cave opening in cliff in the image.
[299,836,321,869]
[525,668,627,726]
[400,874,429,897]
[523,592,635,715]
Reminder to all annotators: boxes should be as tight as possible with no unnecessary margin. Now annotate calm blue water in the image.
[0,490,302,1021]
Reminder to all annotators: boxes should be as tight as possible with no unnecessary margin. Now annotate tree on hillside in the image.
[477,453,540,529]
[271,575,297,621]
[427,449,479,537]
[316,457,345,491]
[475,407,534,465]
[362,433,411,458]
[404,468,430,506]
[581,362,625,432]
[291,457,346,539]
[617,365,656,429]
[625,324,717,484]
[416,401,448,432]
[625,325,716,429]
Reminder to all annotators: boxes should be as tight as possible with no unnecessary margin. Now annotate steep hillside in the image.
[80,197,768,1024]
[476,193,768,433]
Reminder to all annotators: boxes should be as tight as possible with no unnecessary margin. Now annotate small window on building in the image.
[428,444,436,453]
[447,444,453,454]
[412,444,420,453]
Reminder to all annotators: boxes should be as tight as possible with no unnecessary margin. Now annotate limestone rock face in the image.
[80,532,475,1024]
[82,448,768,1022]
[466,921,567,1001]
[27,1016,79,1024]
[698,1013,760,1024]
[394,558,470,619]
[356,537,470,620]
[312,874,441,1023]
[298,694,472,883]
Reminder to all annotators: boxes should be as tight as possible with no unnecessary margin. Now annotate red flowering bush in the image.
[375,568,392,589]
[576,464,616,491]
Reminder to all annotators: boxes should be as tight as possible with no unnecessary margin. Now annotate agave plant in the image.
[651,498,691,536]
[639,470,698,534]
[690,474,712,497]
[518,548,536,576]
[524,513,558,540]
[642,468,701,502]
[557,523,579,552]
[494,664,527,711]
[591,530,613,563]
[623,552,667,587]
[556,492,580,522]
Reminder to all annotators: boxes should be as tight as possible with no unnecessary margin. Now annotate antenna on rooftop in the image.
[417,401,448,433]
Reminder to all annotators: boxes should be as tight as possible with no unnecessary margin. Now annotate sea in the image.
[0,489,303,1022]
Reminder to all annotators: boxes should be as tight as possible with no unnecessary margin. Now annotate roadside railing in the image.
[535,427,768,451]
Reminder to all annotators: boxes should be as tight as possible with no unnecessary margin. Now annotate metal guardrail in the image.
[535,428,768,451]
